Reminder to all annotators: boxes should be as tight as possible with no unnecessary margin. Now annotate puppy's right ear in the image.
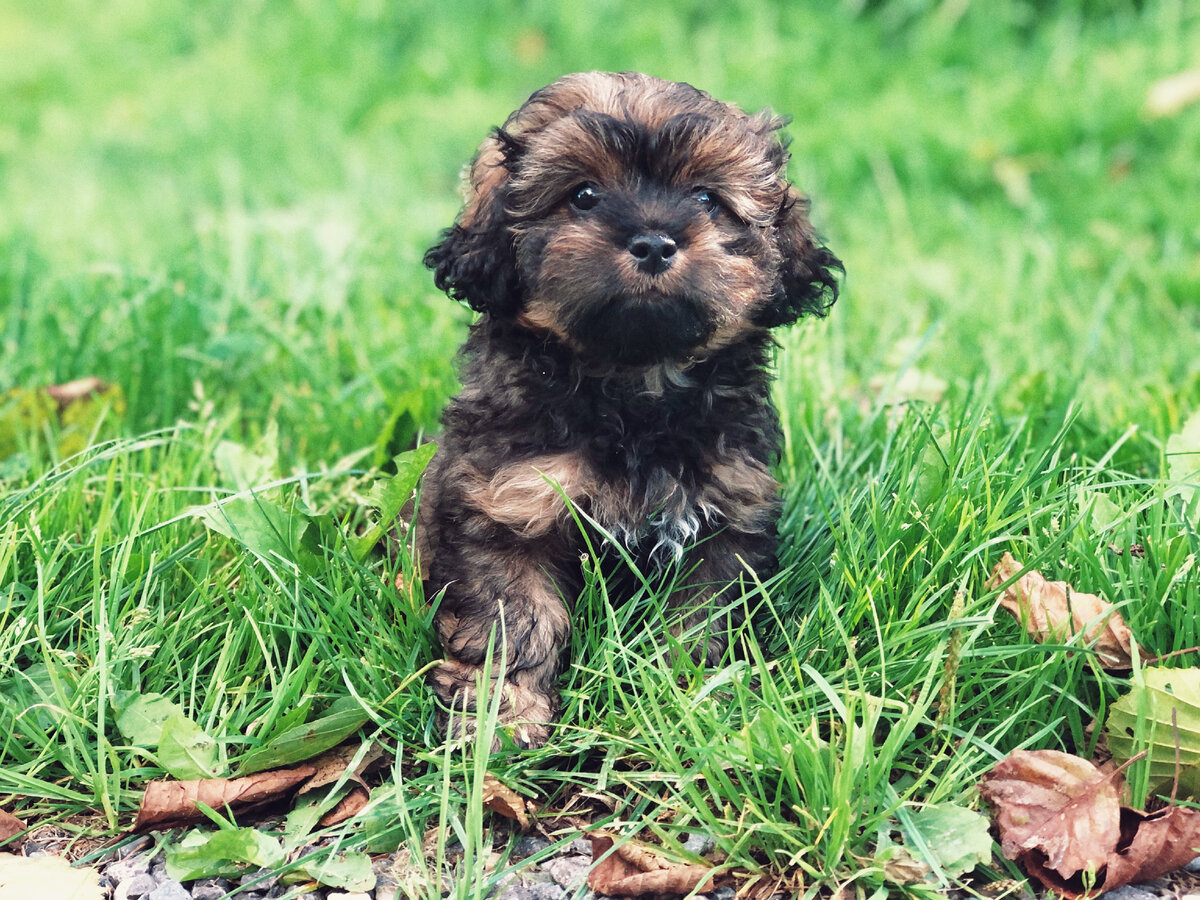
[424,131,522,317]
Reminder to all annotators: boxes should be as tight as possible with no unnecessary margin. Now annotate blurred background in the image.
[2,0,1198,466]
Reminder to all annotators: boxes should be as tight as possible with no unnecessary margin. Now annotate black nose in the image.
[628,233,677,275]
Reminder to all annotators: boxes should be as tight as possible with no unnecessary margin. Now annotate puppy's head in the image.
[426,72,841,366]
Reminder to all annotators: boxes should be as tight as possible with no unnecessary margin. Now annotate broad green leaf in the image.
[164,827,285,882]
[214,424,278,491]
[1106,666,1200,797]
[112,692,185,747]
[236,697,371,775]
[292,850,375,892]
[1086,490,1123,534]
[348,442,437,563]
[1167,409,1200,525]
[899,803,992,879]
[158,712,221,779]
[194,495,319,574]
[6,662,74,732]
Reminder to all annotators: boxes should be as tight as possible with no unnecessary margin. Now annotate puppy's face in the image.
[426,72,839,366]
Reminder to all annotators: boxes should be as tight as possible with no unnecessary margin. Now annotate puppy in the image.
[418,72,840,748]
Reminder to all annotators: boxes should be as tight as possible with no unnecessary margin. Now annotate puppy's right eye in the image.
[568,184,601,212]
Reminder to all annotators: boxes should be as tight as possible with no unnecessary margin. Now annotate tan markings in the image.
[466,453,596,537]
[701,455,779,533]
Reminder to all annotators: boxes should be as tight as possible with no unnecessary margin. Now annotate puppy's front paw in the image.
[430,658,557,750]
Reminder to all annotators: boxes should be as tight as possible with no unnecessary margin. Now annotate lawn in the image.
[2,0,1199,897]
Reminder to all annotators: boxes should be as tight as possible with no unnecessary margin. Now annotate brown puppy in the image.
[418,72,840,747]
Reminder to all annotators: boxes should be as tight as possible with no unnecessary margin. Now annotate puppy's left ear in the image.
[424,132,522,317]
[758,186,842,328]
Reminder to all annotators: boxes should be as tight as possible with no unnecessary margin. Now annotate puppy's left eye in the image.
[569,184,601,212]
[695,189,721,216]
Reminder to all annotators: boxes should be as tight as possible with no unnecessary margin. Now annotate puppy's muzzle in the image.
[628,233,677,276]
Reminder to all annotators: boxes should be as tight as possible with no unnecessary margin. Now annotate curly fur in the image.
[415,72,840,748]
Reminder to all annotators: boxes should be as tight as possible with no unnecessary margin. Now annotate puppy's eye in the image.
[695,189,721,216]
[569,184,601,212]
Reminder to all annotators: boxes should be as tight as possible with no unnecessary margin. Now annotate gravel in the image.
[17,824,1200,900]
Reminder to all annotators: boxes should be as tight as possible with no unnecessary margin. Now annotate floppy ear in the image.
[423,131,522,317]
[757,186,842,328]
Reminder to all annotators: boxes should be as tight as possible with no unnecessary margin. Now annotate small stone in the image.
[105,853,152,883]
[705,887,737,900]
[115,873,159,900]
[542,855,590,890]
[1097,888,1158,900]
[148,854,167,881]
[513,835,552,858]
[148,881,191,900]
[191,881,233,900]
[240,868,277,889]
[682,832,715,856]
[568,837,593,857]
[493,883,567,900]
[1187,854,1200,873]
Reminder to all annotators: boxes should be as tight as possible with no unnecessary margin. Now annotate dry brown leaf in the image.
[0,809,26,843]
[980,749,1200,898]
[133,765,316,831]
[319,785,370,828]
[481,774,530,831]
[297,742,386,795]
[988,552,1138,670]
[978,749,1121,879]
[45,376,108,410]
[588,832,715,896]
[1103,805,1200,888]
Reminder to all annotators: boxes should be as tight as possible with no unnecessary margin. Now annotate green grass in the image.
[2,0,1200,897]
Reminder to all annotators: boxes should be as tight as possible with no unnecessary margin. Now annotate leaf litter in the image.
[988,552,1141,670]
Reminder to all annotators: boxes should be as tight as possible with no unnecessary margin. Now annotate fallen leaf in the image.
[0,809,26,843]
[133,765,316,831]
[319,785,370,827]
[44,376,109,409]
[164,827,285,882]
[481,774,530,830]
[987,552,1139,670]
[879,847,931,884]
[291,848,376,892]
[1166,408,1200,526]
[1104,804,1200,887]
[588,832,715,896]
[235,696,371,775]
[980,750,1121,881]
[0,852,103,899]
[980,749,1200,898]
[899,802,992,880]
[297,741,387,795]
[1105,667,1200,798]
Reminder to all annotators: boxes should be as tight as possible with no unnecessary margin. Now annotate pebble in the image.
[189,882,233,900]
[541,855,591,890]
[1098,887,1160,900]
[683,831,715,856]
[115,872,159,900]
[92,832,1200,900]
[148,882,192,900]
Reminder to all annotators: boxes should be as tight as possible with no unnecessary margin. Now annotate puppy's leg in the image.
[666,528,777,666]
[427,541,573,749]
